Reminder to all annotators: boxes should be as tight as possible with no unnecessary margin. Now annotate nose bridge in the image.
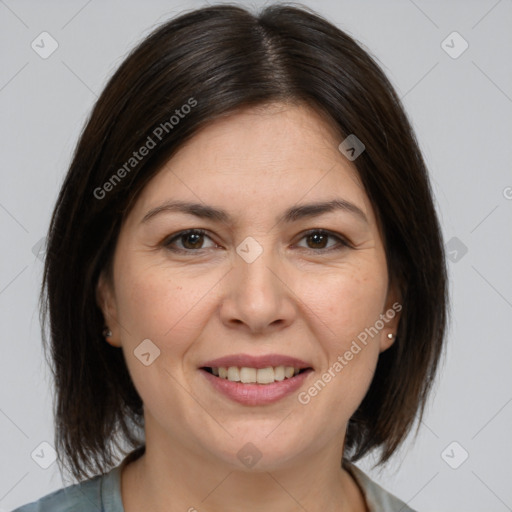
[236,236,281,304]
[221,235,293,332]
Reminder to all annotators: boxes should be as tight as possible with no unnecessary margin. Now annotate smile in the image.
[203,365,309,384]
[199,354,314,405]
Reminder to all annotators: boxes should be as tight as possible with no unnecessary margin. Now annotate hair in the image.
[41,2,448,481]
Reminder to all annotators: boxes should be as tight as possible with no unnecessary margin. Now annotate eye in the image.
[163,229,218,252]
[295,229,351,251]
[163,228,351,254]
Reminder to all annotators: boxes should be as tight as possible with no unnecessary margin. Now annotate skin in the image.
[97,102,401,512]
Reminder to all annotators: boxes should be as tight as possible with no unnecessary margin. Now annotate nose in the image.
[219,242,296,335]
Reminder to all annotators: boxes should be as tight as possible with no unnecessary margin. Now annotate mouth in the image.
[200,365,312,385]
[198,354,314,405]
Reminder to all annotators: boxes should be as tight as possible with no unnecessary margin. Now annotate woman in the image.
[13,3,447,511]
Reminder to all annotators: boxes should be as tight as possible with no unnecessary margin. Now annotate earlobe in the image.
[96,272,112,317]
[379,283,403,353]
[96,272,122,347]
[380,331,396,353]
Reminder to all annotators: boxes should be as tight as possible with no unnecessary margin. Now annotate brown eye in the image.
[306,232,328,249]
[297,230,350,251]
[164,229,217,252]
[181,232,205,249]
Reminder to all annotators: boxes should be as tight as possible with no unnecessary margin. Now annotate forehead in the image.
[175,102,354,174]
[127,102,373,227]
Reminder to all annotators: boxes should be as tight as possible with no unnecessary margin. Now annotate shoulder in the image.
[12,447,143,512]
[344,462,417,512]
[11,470,113,512]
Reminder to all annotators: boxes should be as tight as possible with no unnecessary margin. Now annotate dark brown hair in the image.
[41,2,448,481]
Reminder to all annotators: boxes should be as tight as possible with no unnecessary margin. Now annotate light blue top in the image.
[12,449,416,512]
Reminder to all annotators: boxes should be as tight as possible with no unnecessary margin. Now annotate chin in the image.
[202,429,310,472]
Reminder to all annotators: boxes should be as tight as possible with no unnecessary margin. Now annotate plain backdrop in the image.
[1,1,511,511]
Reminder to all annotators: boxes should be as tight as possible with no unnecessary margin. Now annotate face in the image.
[98,102,401,471]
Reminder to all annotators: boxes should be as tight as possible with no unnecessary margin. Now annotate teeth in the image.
[227,366,241,382]
[240,367,257,383]
[256,367,275,384]
[212,366,304,384]
[274,366,285,381]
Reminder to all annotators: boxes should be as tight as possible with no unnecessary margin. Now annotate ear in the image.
[96,271,122,348]
[378,280,403,353]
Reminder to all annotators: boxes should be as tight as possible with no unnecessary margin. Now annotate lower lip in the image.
[200,369,313,405]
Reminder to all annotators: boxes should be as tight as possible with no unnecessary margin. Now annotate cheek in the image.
[112,262,214,406]
[297,261,388,343]
[295,262,386,400]
[114,260,220,352]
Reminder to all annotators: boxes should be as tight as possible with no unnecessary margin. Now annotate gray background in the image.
[1,0,511,510]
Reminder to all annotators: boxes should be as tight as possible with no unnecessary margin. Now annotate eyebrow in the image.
[141,198,368,225]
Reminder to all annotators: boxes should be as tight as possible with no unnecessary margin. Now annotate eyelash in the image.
[162,228,352,254]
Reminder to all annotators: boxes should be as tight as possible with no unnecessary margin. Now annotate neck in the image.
[121,420,367,512]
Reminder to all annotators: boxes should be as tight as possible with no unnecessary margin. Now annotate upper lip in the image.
[201,354,313,370]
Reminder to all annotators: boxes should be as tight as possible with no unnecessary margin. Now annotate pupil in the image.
[309,233,326,248]
[180,232,327,250]
[183,233,203,249]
